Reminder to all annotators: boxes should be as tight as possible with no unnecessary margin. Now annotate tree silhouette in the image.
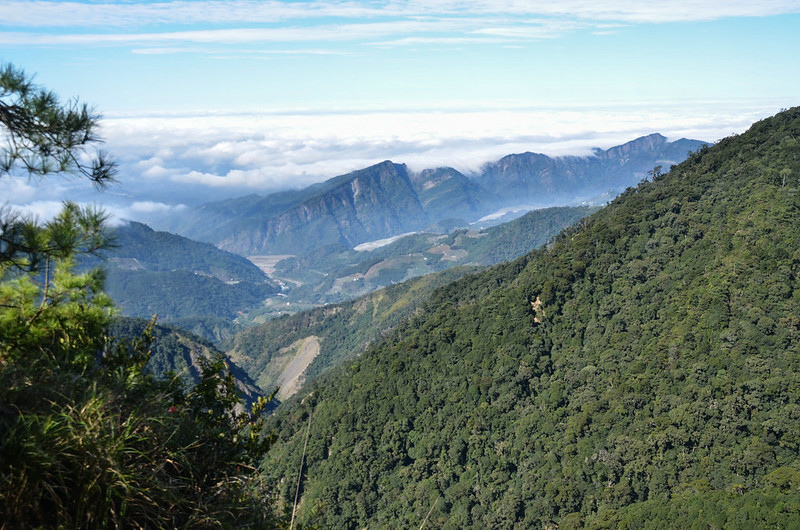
[0,63,116,185]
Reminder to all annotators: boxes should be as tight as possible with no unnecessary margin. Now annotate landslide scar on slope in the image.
[275,336,321,401]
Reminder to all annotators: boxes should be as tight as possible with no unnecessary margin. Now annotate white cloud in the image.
[0,1,387,28]
[367,36,506,46]
[2,196,187,225]
[131,46,348,55]
[4,200,65,222]
[3,1,799,51]
[129,47,196,55]
[4,98,790,225]
[127,201,188,215]
[0,177,43,204]
[95,99,783,192]
[3,0,799,29]
[0,173,92,206]
[0,19,480,46]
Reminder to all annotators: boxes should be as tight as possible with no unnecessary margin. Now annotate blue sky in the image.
[2,1,799,223]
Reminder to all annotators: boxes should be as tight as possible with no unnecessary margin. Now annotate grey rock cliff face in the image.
[217,161,428,254]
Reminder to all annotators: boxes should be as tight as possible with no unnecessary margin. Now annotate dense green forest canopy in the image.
[264,107,800,528]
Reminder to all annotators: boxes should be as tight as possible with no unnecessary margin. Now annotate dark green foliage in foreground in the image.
[110,317,221,384]
[0,208,280,528]
[264,108,800,527]
[0,67,279,528]
[0,62,115,184]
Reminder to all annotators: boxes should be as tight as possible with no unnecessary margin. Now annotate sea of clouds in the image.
[1,99,787,227]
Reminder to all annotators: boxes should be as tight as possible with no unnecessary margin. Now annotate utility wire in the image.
[290,409,312,530]
[419,497,439,529]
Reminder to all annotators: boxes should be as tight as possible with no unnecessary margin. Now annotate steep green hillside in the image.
[225,267,474,399]
[263,108,800,528]
[109,221,269,282]
[93,222,280,341]
[104,268,275,321]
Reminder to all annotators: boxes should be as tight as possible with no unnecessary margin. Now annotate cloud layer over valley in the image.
[1,99,787,226]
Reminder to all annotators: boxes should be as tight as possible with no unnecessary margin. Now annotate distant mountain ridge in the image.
[88,221,281,341]
[268,205,599,306]
[477,133,701,201]
[168,134,706,255]
[217,161,428,254]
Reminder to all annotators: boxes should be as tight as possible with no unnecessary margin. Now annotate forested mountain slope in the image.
[92,222,280,341]
[263,108,800,528]
[108,221,269,282]
[225,267,475,401]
